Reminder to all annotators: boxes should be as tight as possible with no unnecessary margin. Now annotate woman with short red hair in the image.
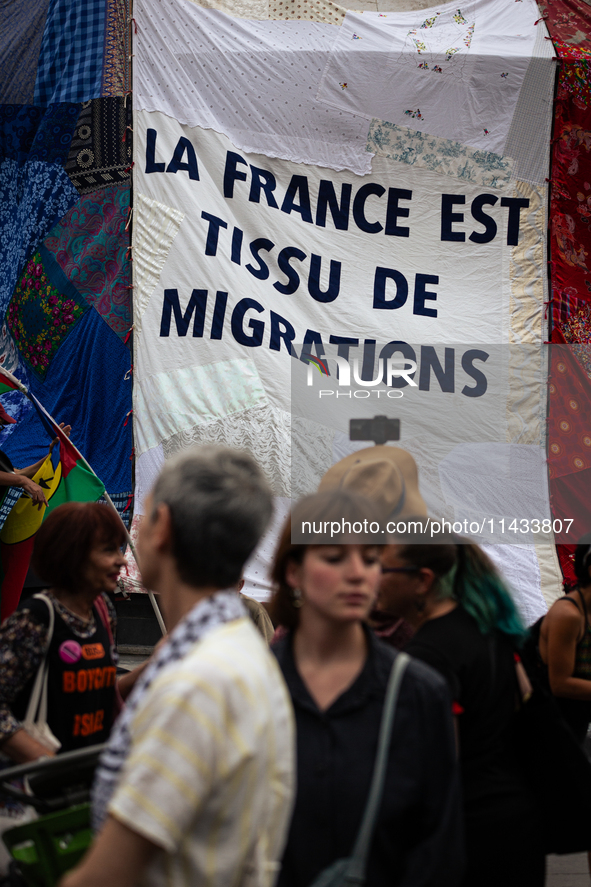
[0,502,129,763]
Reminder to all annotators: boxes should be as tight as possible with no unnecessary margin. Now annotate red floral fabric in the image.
[537,0,591,49]
[549,43,591,327]
[547,343,591,541]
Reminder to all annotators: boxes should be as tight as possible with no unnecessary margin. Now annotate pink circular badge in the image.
[59,640,82,664]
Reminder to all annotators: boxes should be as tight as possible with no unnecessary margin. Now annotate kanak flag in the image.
[0,371,105,619]
[27,392,105,518]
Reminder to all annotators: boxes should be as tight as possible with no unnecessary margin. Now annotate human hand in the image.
[49,422,71,454]
[22,478,48,509]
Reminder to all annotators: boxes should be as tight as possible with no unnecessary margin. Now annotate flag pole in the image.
[0,369,166,636]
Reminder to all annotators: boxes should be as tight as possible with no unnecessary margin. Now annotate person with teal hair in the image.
[377,525,544,887]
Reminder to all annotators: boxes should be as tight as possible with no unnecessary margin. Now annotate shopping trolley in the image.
[0,744,105,887]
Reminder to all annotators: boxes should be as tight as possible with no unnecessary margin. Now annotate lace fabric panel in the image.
[133,192,185,335]
[161,402,334,498]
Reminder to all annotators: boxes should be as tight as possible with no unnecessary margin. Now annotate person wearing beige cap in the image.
[318,445,428,525]
[319,445,427,649]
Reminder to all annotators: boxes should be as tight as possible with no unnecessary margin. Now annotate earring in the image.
[415,597,426,613]
[291,587,303,608]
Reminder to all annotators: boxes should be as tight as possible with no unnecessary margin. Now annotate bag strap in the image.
[347,652,410,881]
[94,594,115,648]
[24,593,55,726]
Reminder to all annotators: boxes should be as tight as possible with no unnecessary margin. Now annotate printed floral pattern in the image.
[562,304,591,377]
[43,182,131,338]
[536,0,591,49]
[7,251,88,379]
[549,43,591,326]
[0,160,80,316]
[366,118,514,187]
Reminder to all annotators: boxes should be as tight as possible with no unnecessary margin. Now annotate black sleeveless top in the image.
[526,590,591,745]
[12,594,117,752]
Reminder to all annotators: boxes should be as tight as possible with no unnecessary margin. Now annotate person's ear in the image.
[285,558,302,592]
[151,503,173,553]
[416,567,437,596]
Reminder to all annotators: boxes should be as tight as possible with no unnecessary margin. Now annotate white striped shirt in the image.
[108,618,295,887]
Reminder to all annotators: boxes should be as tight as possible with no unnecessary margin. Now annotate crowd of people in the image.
[0,442,586,887]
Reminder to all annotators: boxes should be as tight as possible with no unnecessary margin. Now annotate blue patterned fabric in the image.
[0,0,51,105]
[34,0,106,106]
[0,161,80,316]
[0,104,80,317]
[5,306,132,496]
[0,104,79,164]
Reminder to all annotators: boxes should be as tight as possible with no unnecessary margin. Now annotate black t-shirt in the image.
[13,595,117,752]
[406,606,532,819]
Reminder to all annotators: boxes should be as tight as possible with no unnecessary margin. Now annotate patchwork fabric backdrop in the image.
[3,0,579,616]
[132,0,564,619]
[0,0,133,529]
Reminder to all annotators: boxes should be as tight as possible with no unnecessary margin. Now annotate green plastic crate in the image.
[2,803,92,887]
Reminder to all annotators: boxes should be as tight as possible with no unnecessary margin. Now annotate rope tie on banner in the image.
[544,299,554,318]
[534,13,549,23]
[122,125,134,143]
[122,494,133,514]
[124,365,133,381]
[124,324,134,345]
[130,17,138,33]
[124,162,134,173]
[129,447,135,461]
[125,246,133,260]
[124,91,132,108]
[123,409,133,426]
[125,207,133,231]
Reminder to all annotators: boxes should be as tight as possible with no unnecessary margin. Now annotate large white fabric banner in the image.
[132,0,562,612]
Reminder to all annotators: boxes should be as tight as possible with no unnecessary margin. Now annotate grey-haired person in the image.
[61,445,295,887]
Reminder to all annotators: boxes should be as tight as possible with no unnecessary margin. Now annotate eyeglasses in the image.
[380,565,420,574]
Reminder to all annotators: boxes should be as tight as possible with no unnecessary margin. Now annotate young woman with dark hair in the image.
[270,492,464,887]
[0,502,139,763]
[378,529,545,887]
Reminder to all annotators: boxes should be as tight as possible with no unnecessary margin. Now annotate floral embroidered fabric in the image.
[7,250,88,380]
